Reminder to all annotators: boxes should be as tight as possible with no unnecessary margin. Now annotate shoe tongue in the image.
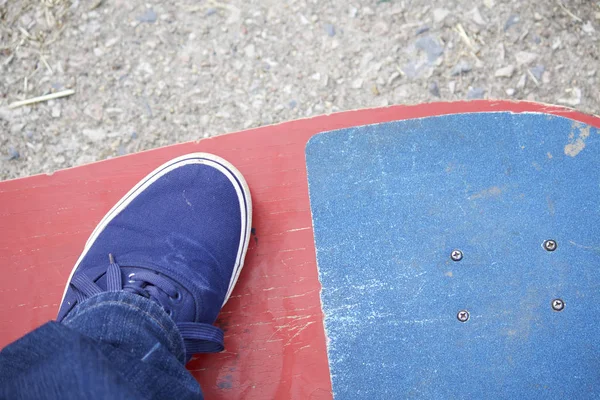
[94,265,196,322]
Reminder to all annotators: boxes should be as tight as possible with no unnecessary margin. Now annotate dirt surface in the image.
[1,0,599,180]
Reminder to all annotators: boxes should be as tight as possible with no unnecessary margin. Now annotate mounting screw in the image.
[451,249,463,261]
[552,299,565,312]
[543,240,557,252]
[457,310,470,322]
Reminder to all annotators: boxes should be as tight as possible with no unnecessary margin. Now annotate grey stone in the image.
[416,26,430,35]
[451,60,472,76]
[83,128,107,142]
[6,148,20,161]
[433,8,450,23]
[324,23,336,37]
[504,15,519,31]
[467,87,485,99]
[494,65,515,78]
[506,88,516,96]
[429,81,440,97]
[529,65,545,81]
[415,35,444,63]
[515,51,538,65]
[136,9,157,23]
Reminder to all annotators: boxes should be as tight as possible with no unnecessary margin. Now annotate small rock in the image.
[534,12,543,21]
[324,23,336,37]
[105,37,119,47]
[415,26,430,35]
[84,103,103,121]
[582,21,595,34]
[51,105,61,118]
[349,7,358,18]
[10,123,25,134]
[117,145,127,156]
[289,100,297,109]
[469,7,487,26]
[372,21,389,36]
[517,73,527,89]
[552,37,562,50]
[433,8,450,23]
[415,35,444,63]
[542,71,551,84]
[244,44,255,58]
[82,128,107,142]
[557,88,582,106]
[494,65,515,78]
[131,132,138,140]
[451,60,472,76]
[136,9,157,23]
[504,15,520,31]
[6,148,20,161]
[483,0,495,8]
[515,51,538,66]
[505,88,516,96]
[311,72,321,81]
[529,65,545,81]
[205,8,217,17]
[351,78,363,89]
[467,87,485,99]
[448,81,456,94]
[362,7,375,16]
[429,81,440,97]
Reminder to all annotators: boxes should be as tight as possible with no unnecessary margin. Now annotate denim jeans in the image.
[0,292,203,399]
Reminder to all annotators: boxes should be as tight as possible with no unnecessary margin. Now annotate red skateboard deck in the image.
[1,101,599,399]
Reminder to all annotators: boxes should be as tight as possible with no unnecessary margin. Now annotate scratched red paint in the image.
[1,101,599,399]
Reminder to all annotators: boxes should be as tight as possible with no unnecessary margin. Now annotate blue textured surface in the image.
[305,112,600,399]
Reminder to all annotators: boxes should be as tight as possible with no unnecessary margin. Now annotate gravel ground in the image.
[1,0,599,181]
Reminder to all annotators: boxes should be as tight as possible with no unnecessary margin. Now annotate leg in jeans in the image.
[0,153,252,400]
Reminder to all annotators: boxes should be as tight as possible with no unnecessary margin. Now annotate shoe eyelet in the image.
[127,273,135,283]
[171,291,182,303]
[165,308,173,317]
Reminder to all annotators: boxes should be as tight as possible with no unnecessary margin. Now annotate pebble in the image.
[582,21,595,34]
[84,103,104,121]
[451,60,472,76]
[529,65,545,81]
[372,21,389,36]
[467,87,485,99]
[415,26,430,35]
[534,13,543,21]
[205,8,217,17]
[504,15,520,31]
[51,106,61,118]
[515,51,538,66]
[351,78,364,89]
[429,81,440,97]
[557,88,582,106]
[448,81,456,94]
[517,73,527,89]
[324,23,336,37]
[6,148,20,161]
[82,128,107,142]
[469,7,487,26]
[415,35,444,63]
[289,100,297,109]
[136,9,157,24]
[244,44,255,58]
[494,65,515,78]
[505,88,516,96]
[433,8,450,23]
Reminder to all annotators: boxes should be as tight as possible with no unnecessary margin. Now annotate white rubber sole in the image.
[60,153,252,307]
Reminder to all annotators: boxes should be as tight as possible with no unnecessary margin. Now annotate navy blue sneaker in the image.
[57,153,252,357]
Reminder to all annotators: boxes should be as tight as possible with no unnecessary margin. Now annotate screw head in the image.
[543,240,557,252]
[457,310,470,322]
[451,249,463,261]
[552,299,565,311]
